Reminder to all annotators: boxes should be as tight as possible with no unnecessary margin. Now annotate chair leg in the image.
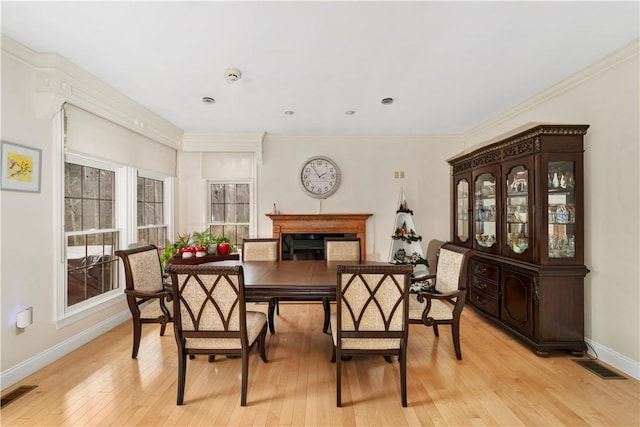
[322,298,331,333]
[160,318,167,336]
[258,324,268,363]
[400,348,407,407]
[331,345,336,363]
[131,319,142,359]
[336,349,342,407]
[241,348,249,406]
[276,298,280,315]
[177,349,187,405]
[432,324,440,337]
[452,319,462,360]
[384,356,393,363]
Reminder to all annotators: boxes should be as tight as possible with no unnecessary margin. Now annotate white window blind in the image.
[64,103,176,176]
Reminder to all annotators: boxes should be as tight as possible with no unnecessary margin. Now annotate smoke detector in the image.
[225,68,242,82]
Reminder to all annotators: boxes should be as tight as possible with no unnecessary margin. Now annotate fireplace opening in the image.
[281,233,356,260]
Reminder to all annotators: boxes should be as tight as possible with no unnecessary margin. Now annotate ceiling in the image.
[1,1,638,136]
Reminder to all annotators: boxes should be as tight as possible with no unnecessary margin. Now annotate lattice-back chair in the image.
[324,237,361,261]
[166,264,268,406]
[115,245,172,359]
[330,264,412,407]
[242,238,281,332]
[242,238,279,261]
[409,243,473,360]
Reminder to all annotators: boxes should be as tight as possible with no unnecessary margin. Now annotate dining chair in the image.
[242,238,279,261]
[324,237,361,262]
[322,237,362,334]
[410,238,447,291]
[330,264,412,407]
[242,238,281,332]
[115,244,173,359]
[166,263,268,406]
[408,243,473,360]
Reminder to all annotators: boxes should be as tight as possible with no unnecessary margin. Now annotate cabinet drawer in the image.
[470,275,499,298]
[470,260,498,281]
[470,290,499,317]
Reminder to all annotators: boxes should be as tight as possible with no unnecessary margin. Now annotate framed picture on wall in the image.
[1,140,42,193]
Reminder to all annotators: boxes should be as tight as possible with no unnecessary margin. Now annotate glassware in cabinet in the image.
[547,160,577,259]
[504,163,531,259]
[473,171,497,251]
[454,175,471,246]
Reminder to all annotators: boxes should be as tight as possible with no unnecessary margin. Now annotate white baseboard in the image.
[585,337,640,380]
[0,310,130,390]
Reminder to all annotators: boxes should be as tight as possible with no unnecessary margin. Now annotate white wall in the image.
[0,49,130,380]
[1,38,183,388]
[176,134,461,263]
[463,41,640,373]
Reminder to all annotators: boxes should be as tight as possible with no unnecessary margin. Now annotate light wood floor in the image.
[2,303,638,426]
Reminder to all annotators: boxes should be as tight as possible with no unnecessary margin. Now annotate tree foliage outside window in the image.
[64,162,119,307]
[209,183,249,248]
[137,176,166,248]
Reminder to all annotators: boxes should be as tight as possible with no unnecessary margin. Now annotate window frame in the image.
[136,170,172,250]
[57,152,123,326]
[206,179,255,248]
[56,157,175,328]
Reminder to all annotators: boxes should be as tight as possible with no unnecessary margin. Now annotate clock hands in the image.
[312,164,328,178]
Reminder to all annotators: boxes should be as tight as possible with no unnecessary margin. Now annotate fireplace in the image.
[266,214,372,261]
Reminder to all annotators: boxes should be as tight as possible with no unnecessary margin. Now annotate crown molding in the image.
[464,38,640,143]
[1,34,183,149]
[181,132,265,163]
[265,133,464,144]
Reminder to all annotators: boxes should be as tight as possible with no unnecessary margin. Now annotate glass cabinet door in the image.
[547,160,577,260]
[454,175,470,246]
[474,171,497,251]
[504,163,531,260]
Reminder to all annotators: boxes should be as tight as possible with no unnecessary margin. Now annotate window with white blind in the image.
[57,104,176,324]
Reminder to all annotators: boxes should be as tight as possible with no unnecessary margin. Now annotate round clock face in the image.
[299,156,341,199]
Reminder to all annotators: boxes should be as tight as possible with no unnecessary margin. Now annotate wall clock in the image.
[299,156,341,199]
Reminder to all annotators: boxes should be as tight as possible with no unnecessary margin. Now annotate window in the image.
[137,175,166,248]
[209,183,250,248]
[64,162,119,307]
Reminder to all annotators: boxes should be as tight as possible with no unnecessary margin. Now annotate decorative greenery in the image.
[159,229,236,273]
[391,250,428,267]
[392,221,422,243]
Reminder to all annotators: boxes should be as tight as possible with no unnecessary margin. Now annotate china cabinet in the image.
[448,124,589,356]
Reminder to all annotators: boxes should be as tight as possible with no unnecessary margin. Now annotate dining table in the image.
[170,259,390,334]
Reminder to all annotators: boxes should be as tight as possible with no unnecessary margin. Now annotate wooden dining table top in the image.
[200,259,389,296]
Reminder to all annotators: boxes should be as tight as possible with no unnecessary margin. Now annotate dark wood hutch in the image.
[448,124,589,356]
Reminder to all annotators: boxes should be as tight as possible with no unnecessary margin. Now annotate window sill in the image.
[56,290,126,329]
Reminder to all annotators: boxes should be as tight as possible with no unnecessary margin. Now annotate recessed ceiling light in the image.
[345,110,355,115]
[284,110,295,115]
[202,97,215,104]
[381,97,394,105]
